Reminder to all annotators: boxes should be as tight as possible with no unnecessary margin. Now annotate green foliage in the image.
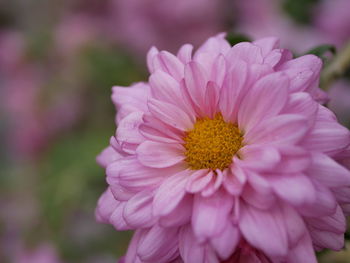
[305,44,336,63]
[225,32,251,46]
[283,0,320,25]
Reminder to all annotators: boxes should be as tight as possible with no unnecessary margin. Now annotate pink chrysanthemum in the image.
[96,34,350,263]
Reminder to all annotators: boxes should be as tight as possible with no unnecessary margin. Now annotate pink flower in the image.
[15,243,62,263]
[234,0,325,53]
[328,80,350,127]
[107,0,226,55]
[314,0,350,48]
[96,34,350,262]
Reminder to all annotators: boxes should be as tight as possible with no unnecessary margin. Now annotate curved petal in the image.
[245,114,308,146]
[136,141,185,168]
[112,83,150,122]
[307,152,350,187]
[192,190,233,241]
[153,170,191,216]
[137,225,179,263]
[239,202,288,257]
[123,190,156,228]
[238,72,289,131]
[148,98,194,131]
[271,175,316,206]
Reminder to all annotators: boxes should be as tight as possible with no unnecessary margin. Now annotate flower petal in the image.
[272,175,316,206]
[123,190,156,228]
[192,190,233,241]
[210,222,240,260]
[153,170,191,216]
[245,114,308,145]
[179,225,205,263]
[137,225,179,263]
[152,51,184,81]
[239,202,288,257]
[177,44,193,64]
[238,72,289,131]
[148,98,194,131]
[308,152,350,187]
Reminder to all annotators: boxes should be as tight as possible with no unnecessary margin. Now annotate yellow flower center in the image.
[183,113,243,170]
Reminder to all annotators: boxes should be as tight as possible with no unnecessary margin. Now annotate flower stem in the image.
[321,42,350,90]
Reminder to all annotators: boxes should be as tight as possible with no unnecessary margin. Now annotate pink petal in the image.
[159,195,193,227]
[223,169,244,196]
[124,229,146,263]
[245,114,308,146]
[146,46,159,73]
[238,72,289,131]
[110,158,170,192]
[226,42,263,64]
[148,98,194,131]
[239,202,288,257]
[177,44,193,64]
[123,190,156,228]
[210,222,240,260]
[116,111,144,144]
[238,145,281,172]
[286,234,317,263]
[299,183,337,217]
[136,141,184,168]
[96,145,124,168]
[271,175,316,206]
[184,61,208,110]
[302,113,350,156]
[192,190,233,241]
[186,169,212,193]
[149,70,181,103]
[307,152,350,187]
[109,201,130,230]
[141,114,183,143]
[242,184,276,210]
[283,92,318,127]
[308,227,344,251]
[153,170,190,216]
[253,37,280,56]
[152,51,184,81]
[179,225,205,263]
[195,33,231,55]
[137,225,179,263]
[219,59,247,122]
[210,54,226,87]
[95,188,119,223]
[306,205,346,234]
[112,83,150,122]
[203,81,219,118]
[139,123,181,144]
[278,54,321,91]
[281,205,307,245]
[273,145,311,173]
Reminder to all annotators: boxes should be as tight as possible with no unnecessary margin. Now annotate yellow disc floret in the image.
[183,113,243,170]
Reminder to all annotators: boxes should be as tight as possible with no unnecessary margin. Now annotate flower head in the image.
[96,34,350,263]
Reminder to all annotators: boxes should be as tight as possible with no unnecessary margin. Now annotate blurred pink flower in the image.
[314,0,350,48]
[235,0,324,53]
[16,243,62,263]
[328,80,350,127]
[54,14,101,56]
[96,34,350,262]
[107,0,226,55]
[0,31,82,160]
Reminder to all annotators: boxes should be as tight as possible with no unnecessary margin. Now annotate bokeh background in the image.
[0,0,349,262]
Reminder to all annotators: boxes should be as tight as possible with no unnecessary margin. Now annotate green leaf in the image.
[304,44,336,64]
[225,33,251,46]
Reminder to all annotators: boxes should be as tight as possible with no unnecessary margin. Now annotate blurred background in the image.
[0,0,349,262]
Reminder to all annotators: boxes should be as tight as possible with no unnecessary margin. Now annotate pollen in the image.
[183,113,243,170]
